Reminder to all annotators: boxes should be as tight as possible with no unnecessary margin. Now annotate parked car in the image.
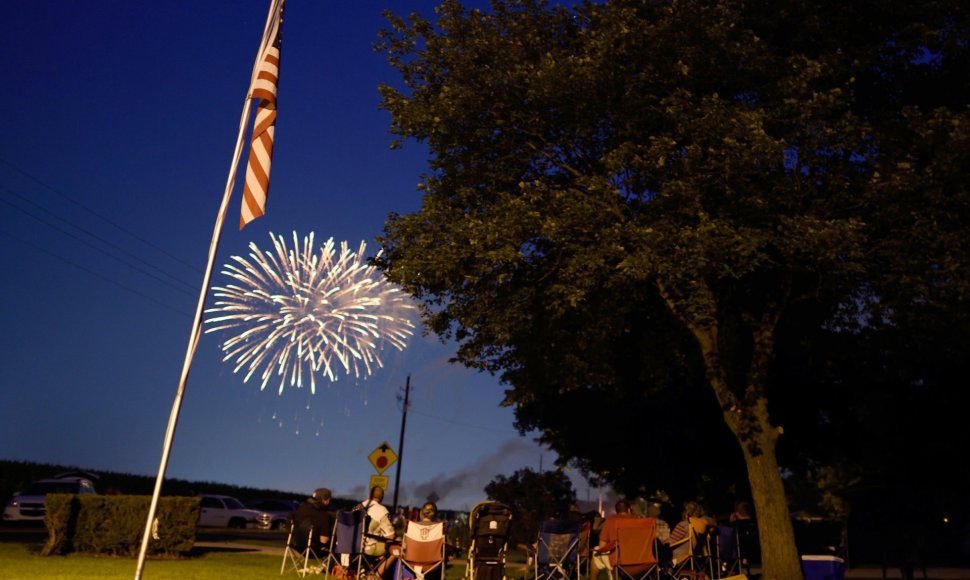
[3,475,97,522]
[245,498,299,530]
[197,494,272,529]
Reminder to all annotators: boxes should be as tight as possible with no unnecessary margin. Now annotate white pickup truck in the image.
[198,494,271,529]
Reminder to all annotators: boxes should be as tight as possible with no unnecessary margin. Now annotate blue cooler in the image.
[800,555,845,580]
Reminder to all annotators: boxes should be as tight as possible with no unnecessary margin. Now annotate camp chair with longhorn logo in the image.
[396,520,447,580]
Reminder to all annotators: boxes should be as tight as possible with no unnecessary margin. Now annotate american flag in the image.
[240,3,284,229]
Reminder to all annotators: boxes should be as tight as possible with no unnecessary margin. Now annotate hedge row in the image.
[42,494,200,557]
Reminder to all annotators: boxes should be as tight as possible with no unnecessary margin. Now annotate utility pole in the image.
[391,375,410,514]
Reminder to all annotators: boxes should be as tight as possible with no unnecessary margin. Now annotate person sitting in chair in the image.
[590,499,635,580]
[419,501,439,524]
[645,502,670,543]
[668,501,715,563]
[291,487,334,552]
[729,500,753,524]
[409,501,447,580]
[357,486,397,578]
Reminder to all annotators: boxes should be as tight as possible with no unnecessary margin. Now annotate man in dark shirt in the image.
[291,487,335,552]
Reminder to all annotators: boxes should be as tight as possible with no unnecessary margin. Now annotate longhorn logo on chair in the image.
[420,527,431,540]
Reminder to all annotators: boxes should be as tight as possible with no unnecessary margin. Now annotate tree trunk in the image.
[665,281,803,579]
[741,423,804,580]
[686,318,803,579]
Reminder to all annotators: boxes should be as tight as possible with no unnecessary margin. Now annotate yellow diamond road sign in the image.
[368,441,397,474]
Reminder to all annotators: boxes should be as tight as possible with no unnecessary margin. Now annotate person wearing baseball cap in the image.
[291,486,334,551]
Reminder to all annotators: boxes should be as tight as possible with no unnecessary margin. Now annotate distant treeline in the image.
[0,459,355,510]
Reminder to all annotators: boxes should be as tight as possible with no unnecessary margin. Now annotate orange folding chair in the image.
[611,518,660,580]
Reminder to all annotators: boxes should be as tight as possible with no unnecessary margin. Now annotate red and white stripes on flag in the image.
[240,3,284,229]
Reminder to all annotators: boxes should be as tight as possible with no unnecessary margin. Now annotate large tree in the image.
[375,1,970,577]
[485,468,576,546]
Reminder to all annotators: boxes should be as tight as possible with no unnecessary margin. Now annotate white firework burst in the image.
[204,231,416,394]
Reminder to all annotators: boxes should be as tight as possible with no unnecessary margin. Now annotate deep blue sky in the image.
[1,0,596,510]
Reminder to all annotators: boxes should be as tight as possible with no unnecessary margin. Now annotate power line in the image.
[0,190,198,298]
[0,157,207,315]
[0,155,203,274]
[1,229,194,318]
[409,408,512,435]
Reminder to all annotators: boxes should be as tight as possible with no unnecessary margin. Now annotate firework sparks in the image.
[204,232,416,394]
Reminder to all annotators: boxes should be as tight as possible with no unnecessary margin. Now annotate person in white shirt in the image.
[357,486,397,577]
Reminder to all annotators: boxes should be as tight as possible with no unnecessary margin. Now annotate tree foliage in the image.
[376,0,970,576]
[484,468,576,546]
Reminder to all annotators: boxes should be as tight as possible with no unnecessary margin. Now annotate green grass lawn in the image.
[0,541,280,579]
[0,541,533,580]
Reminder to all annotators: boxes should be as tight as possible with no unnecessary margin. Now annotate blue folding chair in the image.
[325,509,365,580]
[534,519,582,580]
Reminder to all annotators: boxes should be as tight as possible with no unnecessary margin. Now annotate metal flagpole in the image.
[133,1,283,577]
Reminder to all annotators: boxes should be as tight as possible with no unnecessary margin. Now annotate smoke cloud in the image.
[395,438,541,509]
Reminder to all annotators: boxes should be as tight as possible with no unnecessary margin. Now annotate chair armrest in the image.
[592,542,616,555]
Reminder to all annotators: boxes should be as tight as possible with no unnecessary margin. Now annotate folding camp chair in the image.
[611,518,660,580]
[668,517,716,580]
[534,519,582,580]
[280,520,309,576]
[715,521,759,578]
[577,521,592,578]
[360,508,397,579]
[714,524,738,578]
[281,520,326,576]
[397,520,446,580]
[734,519,759,574]
[325,509,365,580]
